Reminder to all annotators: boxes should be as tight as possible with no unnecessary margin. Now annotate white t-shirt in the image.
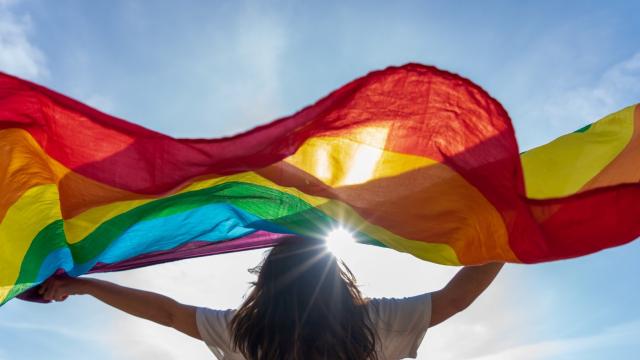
[196,293,432,360]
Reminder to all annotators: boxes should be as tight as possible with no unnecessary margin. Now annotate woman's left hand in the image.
[38,277,88,302]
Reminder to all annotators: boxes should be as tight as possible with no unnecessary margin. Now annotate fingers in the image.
[51,291,68,302]
[40,278,70,302]
[37,278,52,295]
[44,288,67,302]
[42,282,56,301]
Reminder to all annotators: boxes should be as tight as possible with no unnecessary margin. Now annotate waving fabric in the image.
[0,64,638,305]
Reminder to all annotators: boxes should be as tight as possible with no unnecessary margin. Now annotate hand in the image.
[38,277,88,302]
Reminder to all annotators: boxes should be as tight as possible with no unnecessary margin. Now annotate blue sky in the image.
[1,0,639,359]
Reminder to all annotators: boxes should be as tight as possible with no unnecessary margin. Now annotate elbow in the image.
[157,302,180,328]
[149,308,174,328]
[162,311,176,328]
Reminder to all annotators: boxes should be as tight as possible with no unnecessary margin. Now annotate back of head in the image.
[230,236,378,360]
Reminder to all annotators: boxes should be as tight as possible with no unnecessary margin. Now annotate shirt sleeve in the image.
[196,307,236,359]
[368,293,432,359]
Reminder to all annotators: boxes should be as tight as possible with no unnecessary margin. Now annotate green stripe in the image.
[521,124,593,156]
[5,181,386,305]
[69,181,326,263]
[573,124,592,133]
[2,220,66,305]
[71,181,383,262]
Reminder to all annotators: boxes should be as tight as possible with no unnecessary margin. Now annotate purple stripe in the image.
[18,231,292,303]
[89,231,289,272]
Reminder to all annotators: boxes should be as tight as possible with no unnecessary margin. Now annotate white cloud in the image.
[526,51,640,147]
[0,0,47,80]
[467,319,640,360]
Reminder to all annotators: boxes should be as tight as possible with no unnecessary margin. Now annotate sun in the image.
[325,227,356,257]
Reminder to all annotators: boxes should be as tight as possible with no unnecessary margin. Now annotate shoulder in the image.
[197,307,236,324]
[195,308,238,357]
[366,293,432,359]
[367,293,432,330]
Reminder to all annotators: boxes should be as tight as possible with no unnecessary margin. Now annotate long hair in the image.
[230,236,378,360]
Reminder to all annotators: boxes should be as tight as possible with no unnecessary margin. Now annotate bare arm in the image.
[39,277,201,339]
[429,262,504,327]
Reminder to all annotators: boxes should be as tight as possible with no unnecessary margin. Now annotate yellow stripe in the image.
[0,129,69,222]
[521,105,636,199]
[284,126,397,186]
[282,130,463,263]
[0,185,61,303]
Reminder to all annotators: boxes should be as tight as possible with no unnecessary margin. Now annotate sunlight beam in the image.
[325,227,356,257]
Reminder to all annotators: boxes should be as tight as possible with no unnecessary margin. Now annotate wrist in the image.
[74,277,99,295]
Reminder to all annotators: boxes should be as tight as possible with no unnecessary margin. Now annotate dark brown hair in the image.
[230,236,378,360]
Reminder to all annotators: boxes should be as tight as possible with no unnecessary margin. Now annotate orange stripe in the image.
[274,133,516,263]
[581,104,640,190]
[0,129,149,222]
[0,129,61,222]
[258,159,516,263]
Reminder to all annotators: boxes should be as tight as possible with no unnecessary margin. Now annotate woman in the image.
[39,236,503,359]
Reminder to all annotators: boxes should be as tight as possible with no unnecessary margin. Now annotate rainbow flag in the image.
[1,64,639,305]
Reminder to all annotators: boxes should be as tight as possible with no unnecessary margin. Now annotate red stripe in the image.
[525,182,640,262]
[0,65,521,196]
[0,67,383,194]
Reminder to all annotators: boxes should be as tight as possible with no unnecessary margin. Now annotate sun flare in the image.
[325,227,356,257]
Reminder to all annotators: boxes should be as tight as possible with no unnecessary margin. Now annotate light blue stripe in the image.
[68,203,274,276]
[36,247,73,283]
[36,203,294,279]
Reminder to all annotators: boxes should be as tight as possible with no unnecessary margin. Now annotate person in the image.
[39,236,504,359]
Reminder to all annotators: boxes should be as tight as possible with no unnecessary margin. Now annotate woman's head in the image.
[230,236,378,360]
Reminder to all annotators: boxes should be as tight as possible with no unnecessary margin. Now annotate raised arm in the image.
[429,262,504,327]
[39,277,201,339]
